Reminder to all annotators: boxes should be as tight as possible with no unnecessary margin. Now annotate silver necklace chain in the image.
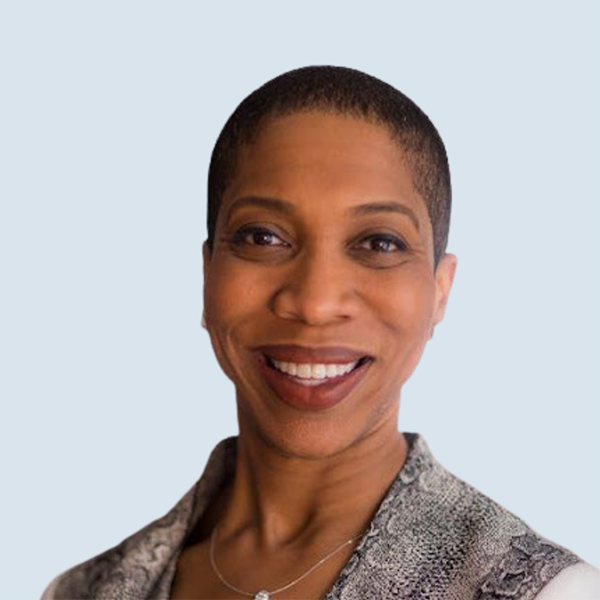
[209,525,363,600]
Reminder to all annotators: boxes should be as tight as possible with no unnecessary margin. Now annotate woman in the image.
[41,66,600,600]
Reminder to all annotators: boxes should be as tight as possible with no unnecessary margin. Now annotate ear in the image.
[432,253,457,327]
[203,241,212,286]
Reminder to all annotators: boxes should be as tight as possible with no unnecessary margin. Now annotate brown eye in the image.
[359,234,407,254]
[231,226,287,247]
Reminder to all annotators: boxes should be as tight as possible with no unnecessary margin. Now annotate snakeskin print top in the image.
[40,432,583,600]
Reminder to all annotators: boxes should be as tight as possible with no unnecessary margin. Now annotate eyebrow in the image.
[226,195,421,232]
[351,201,420,232]
[227,196,294,221]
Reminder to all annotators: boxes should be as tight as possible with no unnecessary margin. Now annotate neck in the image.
[216,416,408,551]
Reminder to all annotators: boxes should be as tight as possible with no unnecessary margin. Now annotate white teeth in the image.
[270,359,360,380]
[326,364,338,377]
[297,364,312,378]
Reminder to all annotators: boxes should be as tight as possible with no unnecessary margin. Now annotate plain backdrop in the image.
[1,1,599,599]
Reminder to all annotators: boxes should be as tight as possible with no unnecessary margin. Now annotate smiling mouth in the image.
[263,354,372,386]
[255,351,374,410]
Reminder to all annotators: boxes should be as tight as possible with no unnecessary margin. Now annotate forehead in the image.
[223,111,430,234]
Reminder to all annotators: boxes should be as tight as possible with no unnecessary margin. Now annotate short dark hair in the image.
[207,65,451,269]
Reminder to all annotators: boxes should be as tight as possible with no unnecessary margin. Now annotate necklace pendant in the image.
[254,591,270,600]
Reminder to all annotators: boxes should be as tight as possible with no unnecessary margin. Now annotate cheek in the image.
[371,269,435,397]
[380,266,436,333]
[205,257,265,319]
[204,257,276,381]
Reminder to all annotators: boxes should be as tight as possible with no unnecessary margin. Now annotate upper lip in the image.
[255,344,373,364]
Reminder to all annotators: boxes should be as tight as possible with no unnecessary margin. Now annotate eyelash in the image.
[230,227,284,248]
[229,226,408,254]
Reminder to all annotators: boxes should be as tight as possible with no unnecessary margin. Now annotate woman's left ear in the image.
[432,253,457,328]
[203,241,212,284]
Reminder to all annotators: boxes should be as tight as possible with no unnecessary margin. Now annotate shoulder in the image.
[39,485,196,600]
[534,562,600,600]
[415,459,582,598]
[336,435,584,599]
[39,437,237,600]
[40,543,127,600]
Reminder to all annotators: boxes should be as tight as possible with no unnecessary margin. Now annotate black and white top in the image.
[41,433,600,600]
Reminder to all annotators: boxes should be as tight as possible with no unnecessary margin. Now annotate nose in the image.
[270,244,361,326]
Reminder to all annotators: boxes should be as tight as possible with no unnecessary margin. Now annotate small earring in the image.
[430,327,435,339]
[201,311,207,329]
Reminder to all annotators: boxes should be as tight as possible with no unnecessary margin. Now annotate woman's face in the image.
[203,111,456,459]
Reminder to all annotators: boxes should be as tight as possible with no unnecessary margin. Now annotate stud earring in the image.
[201,311,207,329]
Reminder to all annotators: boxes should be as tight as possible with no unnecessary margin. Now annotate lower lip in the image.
[255,355,373,411]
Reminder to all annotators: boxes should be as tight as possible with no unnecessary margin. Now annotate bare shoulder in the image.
[535,562,600,600]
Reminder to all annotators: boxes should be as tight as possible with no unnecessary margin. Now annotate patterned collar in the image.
[42,432,579,600]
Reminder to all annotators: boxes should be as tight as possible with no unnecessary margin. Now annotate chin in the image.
[276,427,353,460]
[239,402,383,463]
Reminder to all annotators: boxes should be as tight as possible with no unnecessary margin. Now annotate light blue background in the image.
[1,1,598,599]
